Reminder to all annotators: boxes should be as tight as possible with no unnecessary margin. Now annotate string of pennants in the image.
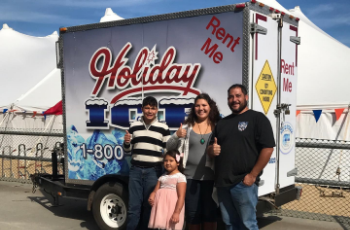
[0,101,63,119]
[296,108,346,123]
[1,109,47,119]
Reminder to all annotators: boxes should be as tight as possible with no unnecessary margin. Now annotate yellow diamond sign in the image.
[255,60,277,114]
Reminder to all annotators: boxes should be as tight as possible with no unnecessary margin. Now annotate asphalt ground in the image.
[0,181,347,230]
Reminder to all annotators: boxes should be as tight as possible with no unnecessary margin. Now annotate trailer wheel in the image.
[92,182,128,230]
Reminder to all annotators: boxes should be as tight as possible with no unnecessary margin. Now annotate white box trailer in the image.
[33,1,302,229]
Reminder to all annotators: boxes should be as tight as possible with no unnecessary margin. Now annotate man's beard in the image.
[230,100,248,114]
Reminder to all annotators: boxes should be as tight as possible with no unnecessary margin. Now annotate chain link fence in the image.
[0,127,64,184]
[269,138,350,227]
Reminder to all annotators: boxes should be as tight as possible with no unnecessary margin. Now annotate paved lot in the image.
[0,181,347,230]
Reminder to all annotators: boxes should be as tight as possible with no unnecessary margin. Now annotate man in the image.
[124,96,170,230]
[208,84,275,230]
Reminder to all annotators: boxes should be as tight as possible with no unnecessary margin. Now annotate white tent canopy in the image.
[100,8,124,22]
[0,24,60,111]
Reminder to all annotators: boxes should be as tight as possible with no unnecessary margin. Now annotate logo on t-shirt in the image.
[280,122,294,155]
[238,121,248,131]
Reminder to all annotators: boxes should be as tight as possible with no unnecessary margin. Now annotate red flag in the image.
[335,108,345,121]
[44,101,63,115]
[296,110,301,116]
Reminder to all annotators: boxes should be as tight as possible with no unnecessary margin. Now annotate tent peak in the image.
[100,8,123,22]
[2,23,12,30]
[47,31,59,38]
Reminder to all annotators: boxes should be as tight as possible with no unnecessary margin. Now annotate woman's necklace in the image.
[197,123,209,145]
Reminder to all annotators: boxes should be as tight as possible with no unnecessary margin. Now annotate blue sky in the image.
[1,0,350,47]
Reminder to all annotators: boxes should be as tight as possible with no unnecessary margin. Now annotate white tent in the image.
[100,8,124,22]
[0,24,62,132]
[258,0,350,140]
[289,6,350,140]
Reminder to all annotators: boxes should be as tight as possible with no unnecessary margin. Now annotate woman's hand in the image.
[176,123,187,138]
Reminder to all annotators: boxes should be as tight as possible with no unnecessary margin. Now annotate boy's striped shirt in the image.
[123,119,171,167]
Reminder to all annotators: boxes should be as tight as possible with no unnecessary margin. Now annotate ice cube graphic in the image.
[67,125,86,179]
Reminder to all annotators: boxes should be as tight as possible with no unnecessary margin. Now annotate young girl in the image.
[148,150,187,230]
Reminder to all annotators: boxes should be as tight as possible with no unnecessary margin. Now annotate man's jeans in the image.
[217,182,259,230]
[126,165,162,230]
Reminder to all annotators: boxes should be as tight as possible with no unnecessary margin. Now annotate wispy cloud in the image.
[310,14,350,29]
[0,10,89,25]
[15,0,162,8]
[305,4,334,17]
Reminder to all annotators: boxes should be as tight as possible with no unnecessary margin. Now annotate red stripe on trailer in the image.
[255,14,267,60]
[290,25,298,67]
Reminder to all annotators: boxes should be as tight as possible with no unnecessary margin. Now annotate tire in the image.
[92,182,128,230]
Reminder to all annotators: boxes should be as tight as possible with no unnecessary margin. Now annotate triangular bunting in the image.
[44,101,63,115]
[296,110,301,116]
[334,108,345,121]
[42,112,46,120]
[3,109,8,113]
[313,110,322,123]
[32,111,37,118]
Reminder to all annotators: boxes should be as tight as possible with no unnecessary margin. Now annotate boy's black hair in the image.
[142,96,158,107]
[164,149,184,173]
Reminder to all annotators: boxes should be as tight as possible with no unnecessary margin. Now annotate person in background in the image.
[167,93,221,230]
[148,150,187,230]
[208,84,275,230]
[124,96,171,230]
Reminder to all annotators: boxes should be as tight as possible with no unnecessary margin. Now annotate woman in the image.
[167,93,221,230]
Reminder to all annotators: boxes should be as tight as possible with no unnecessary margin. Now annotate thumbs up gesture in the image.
[213,138,221,156]
[176,123,187,138]
[124,130,131,144]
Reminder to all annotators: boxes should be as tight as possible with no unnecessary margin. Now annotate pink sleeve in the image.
[177,174,187,183]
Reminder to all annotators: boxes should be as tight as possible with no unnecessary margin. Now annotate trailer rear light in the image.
[269,7,274,11]
[60,27,67,33]
[251,0,257,3]
[259,3,264,7]
[235,3,245,8]
[275,9,280,13]
[57,192,62,196]
[296,17,300,21]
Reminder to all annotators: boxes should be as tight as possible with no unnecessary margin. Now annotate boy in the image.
[124,96,170,230]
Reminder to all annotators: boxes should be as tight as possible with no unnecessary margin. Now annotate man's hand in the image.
[170,212,180,224]
[176,123,187,138]
[124,130,131,144]
[243,173,256,186]
[213,137,221,156]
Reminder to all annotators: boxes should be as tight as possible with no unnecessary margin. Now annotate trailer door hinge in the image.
[250,23,267,35]
[287,168,298,177]
[290,36,301,45]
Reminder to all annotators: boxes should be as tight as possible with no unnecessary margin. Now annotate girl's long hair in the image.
[184,93,221,127]
[164,149,184,173]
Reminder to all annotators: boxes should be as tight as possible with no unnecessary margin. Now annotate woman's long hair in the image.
[184,93,221,127]
[164,149,184,173]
